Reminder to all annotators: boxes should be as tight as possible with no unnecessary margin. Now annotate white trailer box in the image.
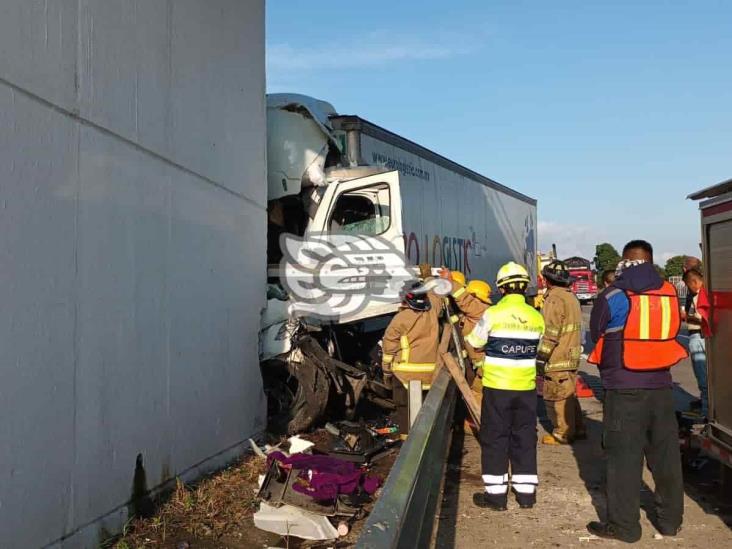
[331,116,538,293]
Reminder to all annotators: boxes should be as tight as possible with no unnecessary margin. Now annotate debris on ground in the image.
[253,502,340,540]
[110,419,401,548]
[287,435,315,454]
[246,419,404,544]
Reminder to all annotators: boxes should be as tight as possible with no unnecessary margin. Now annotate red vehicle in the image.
[686,179,732,477]
[564,256,598,304]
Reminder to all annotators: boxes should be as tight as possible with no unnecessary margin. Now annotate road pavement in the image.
[434,306,732,548]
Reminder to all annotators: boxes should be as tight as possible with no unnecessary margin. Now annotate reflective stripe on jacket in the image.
[537,286,583,373]
[382,290,443,388]
[466,294,545,391]
[588,281,687,370]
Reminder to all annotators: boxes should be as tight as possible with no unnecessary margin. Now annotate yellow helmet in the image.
[451,271,466,286]
[496,261,531,289]
[467,280,492,304]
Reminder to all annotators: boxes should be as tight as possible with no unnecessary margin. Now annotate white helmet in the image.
[496,261,531,290]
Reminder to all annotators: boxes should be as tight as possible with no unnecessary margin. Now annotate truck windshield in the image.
[329,183,391,235]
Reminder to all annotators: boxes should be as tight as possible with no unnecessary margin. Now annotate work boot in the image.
[472,492,507,511]
[512,488,536,509]
[657,524,682,537]
[542,433,569,445]
[586,522,641,543]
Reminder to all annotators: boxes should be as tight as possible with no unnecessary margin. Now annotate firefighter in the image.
[450,270,467,287]
[381,279,442,434]
[449,279,494,410]
[537,260,586,445]
[467,262,545,510]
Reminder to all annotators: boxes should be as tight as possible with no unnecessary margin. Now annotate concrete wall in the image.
[0,1,267,547]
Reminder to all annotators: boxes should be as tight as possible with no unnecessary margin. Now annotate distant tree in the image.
[594,243,621,273]
[654,264,667,280]
[664,255,686,278]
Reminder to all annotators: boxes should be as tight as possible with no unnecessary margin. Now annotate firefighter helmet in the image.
[542,260,573,287]
[496,262,531,291]
[400,280,431,311]
[451,271,466,286]
[466,280,492,304]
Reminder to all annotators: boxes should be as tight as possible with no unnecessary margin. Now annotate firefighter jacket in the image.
[382,290,443,389]
[466,294,545,391]
[449,282,490,370]
[537,286,583,373]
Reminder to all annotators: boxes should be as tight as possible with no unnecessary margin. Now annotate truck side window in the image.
[329,183,391,235]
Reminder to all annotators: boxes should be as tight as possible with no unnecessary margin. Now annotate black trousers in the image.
[603,388,684,541]
[479,387,538,505]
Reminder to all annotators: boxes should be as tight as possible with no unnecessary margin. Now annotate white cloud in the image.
[538,220,610,260]
[660,251,682,264]
[539,223,692,266]
[267,31,481,73]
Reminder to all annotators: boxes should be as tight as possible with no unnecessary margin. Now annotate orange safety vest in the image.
[589,282,688,370]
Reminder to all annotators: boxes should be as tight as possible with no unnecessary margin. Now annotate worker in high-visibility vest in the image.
[381,277,442,434]
[587,240,687,543]
[466,262,545,510]
[537,260,586,445]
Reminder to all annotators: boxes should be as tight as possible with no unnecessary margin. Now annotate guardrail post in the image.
[408,380,423,427]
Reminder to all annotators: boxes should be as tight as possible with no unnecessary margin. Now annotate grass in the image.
[111,455,267,548]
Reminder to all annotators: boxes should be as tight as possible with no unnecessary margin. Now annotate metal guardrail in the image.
[356,368,457,548]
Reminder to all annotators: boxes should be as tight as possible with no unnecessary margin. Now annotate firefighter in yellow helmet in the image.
[451,270,467,287]
[443,271,487,388]
[466,262,545,510]
[450,279,494,414]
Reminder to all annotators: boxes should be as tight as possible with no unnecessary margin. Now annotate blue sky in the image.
[266,0,732,265]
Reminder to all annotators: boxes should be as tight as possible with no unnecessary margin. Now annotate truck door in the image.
[309,170,403,253]
[706,217,732,448]
[300,170,404,322]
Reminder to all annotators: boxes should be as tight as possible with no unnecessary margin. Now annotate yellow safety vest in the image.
[466,294,545,391]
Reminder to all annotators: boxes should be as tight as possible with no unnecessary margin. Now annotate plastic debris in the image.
[288,435,315,454]
[249,438,267,458]
[253,502,339,540]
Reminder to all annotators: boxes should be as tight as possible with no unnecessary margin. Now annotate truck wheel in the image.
[284,360,331,434]
[261,358,330,435]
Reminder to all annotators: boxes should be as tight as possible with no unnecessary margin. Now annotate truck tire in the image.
[284,359,331,434]
[261,358,330,435]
